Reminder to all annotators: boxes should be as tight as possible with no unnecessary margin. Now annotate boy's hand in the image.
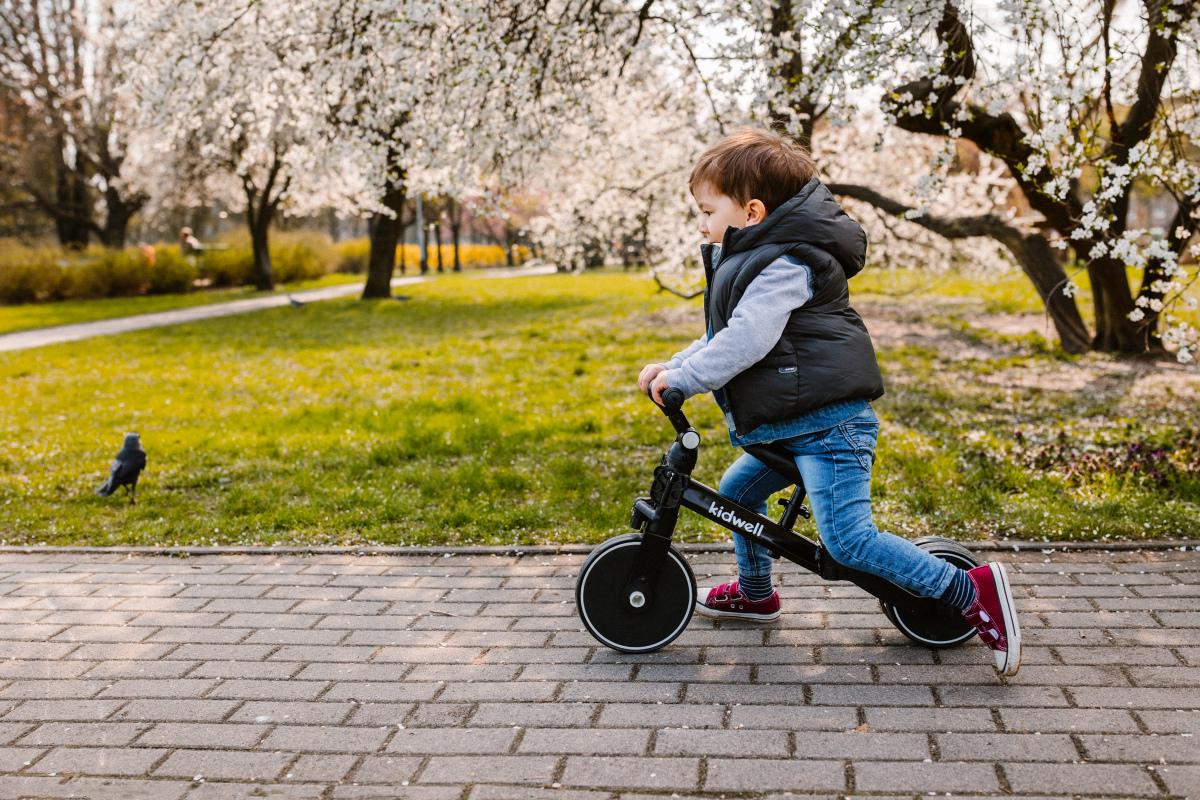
[638,363,666,395]
[649,371,672,405]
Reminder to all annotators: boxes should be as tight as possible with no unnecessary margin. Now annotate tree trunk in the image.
[100,187,141,248]
[54,166,91,248]
[1088,255,1146,352]
[363,182,406,299]
[415,196,428,274]
[451,220,461,272]
[434,219,444,273]
[995,232,1092,354]
[249,217,274,291]
[504,221,515,267]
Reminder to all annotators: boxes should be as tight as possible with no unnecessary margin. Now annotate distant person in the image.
[179,227,203,257]
[638,128,1021,678]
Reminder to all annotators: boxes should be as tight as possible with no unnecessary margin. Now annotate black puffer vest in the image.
[702,178,884,436]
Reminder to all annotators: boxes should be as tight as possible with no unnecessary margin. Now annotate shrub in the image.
[149,246,198,294]
[0,241,66,303]
[335,238,370,274]
[271,230,337,283]
[333,239,527,272]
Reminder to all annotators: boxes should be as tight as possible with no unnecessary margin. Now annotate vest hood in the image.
[713,178,867,280]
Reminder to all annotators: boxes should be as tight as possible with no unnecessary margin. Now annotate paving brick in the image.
[472,702,597,727]
[261,724,390,753]
[114,699,238,722]
[84,660,198,679]
[242,628,346,645]
[935,732,1079,761]
[562,756,699,790]
[285,753,358,782]
[407,664,522,682]
[323,682,441,702]
[167,643,275,660]
[0,776,191,800]
[343,630,449,645]
[154,748,292,780]
[98,678,218,698]
[0,679,106,699]
[346,754,423,783]
[376,646,487,663]
[1070,686,1200,709]
[389,726,518,754]
[1004,762,1159,796]
[268,645,377,662]
[939,684,1069,707]
[190,660,299,679]
[1078,732,1200,762]
[810,683,935,706]
[208,679,329,700]
[756,663,873,684]
[653,728,787,756]
[865,707,997,732]
[292,663,409,682]
[853,761,1001,793]
[0,746,49,771]
[728,705,858,731]
[1158,765,1200,797]
[135,722,266,748]
[15,722,144,746]
[560,681,680,703]
[519,727,649,755]
[703,757,844,792]
[29,745,168,776]
[420,755,559,785]
[229,701,354,725]
[1001,707,1141,733]
[187,781,327,799]
[438,681,558,702]
[4,700,124,722]
[348,705,417,729]
[1136,709,1200,733]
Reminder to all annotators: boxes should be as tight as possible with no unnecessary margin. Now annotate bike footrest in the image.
[630,498,658,530]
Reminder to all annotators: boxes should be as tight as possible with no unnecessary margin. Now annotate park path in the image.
[0,545,1196,799]
[0,264,559,353]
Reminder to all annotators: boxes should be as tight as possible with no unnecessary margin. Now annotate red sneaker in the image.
[963,562,1021,677]
[695,580,780,622]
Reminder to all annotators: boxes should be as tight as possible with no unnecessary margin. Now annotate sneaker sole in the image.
[694,602,780,623]
[992,562,1021,677]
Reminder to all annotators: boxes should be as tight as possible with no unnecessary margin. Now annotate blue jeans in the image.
[718,406,955,599]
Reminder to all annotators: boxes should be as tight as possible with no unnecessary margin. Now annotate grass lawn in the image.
[0,269,1197,547]
[0,273,364,336]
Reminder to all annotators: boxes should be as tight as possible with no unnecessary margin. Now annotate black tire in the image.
[881,536,981,648]
[576,533,696,654]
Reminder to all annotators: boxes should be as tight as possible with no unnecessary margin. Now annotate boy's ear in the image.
[746,199,767,225]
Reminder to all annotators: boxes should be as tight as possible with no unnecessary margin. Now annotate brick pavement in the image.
[0,547,1196,799]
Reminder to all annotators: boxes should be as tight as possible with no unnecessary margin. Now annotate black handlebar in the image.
[655,387,691,435]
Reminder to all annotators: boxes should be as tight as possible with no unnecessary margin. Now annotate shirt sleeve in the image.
[663,334,709,369]
[663,257,812,398]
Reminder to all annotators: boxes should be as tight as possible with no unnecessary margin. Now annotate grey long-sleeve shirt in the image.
[662,253,813,397]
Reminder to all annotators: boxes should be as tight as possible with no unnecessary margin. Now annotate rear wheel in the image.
[576,533,696,654]
[881,536,981,648]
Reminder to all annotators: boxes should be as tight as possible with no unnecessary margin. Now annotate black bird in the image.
[287,294,306,308]
[96,433,147,504]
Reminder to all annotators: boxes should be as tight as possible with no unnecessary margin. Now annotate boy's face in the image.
[693,182,765,245]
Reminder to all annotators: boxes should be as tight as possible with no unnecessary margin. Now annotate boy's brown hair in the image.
[689,128,817,216]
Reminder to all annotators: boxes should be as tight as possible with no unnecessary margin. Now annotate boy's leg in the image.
[789,414,1020,676]
[694,453,792,621]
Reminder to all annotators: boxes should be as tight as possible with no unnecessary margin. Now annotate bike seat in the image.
[743,443,803,487]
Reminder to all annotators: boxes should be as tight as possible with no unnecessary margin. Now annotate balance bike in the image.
[575,389,981,653]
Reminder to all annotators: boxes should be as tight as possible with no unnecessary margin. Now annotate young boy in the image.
[637,128,1021,678]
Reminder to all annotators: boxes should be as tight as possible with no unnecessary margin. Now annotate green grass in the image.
[0,273,362,336]
[0,270,1196,546]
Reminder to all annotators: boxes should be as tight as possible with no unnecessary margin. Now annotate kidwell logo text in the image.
[708,502,764,536]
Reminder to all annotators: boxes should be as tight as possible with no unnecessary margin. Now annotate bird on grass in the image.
[287,294,306,308]
[96,433,147,505]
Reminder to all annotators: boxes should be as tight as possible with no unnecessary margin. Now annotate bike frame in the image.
[628,397,961,622]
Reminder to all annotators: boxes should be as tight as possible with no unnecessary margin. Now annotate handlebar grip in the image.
[661,387,685,412]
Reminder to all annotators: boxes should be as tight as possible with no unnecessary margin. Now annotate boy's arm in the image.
[663,257,812,398]
[663,334,709,370]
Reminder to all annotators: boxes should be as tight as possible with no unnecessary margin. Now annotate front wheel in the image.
[576,533,696,654]
[881,536,981,648]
